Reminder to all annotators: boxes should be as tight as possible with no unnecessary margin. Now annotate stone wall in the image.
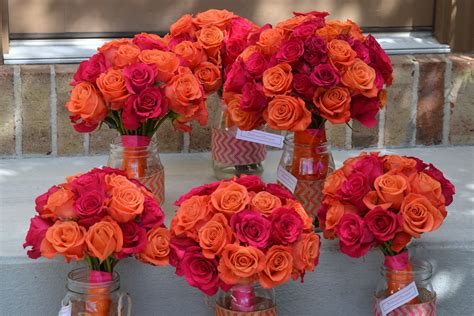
[0,54,472,157]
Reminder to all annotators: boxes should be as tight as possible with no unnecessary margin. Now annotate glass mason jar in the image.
[278,128,335,223]
[210,94,265,180]
[59,268,131,316]
[215,283,276,315]
[108,136,164,205]
[374,256,436,315]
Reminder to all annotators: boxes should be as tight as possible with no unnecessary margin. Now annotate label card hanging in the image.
[277,166,297,193]
[236,129,284,148]
[378,281,419,316]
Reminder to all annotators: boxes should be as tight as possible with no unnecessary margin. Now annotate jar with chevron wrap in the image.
[374,257,436,316]
[211,96,266,180]
[215,283,276,316]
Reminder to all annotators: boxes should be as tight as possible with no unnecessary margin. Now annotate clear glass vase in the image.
[210,94,265,180]
[215,283,276,315]
[278,128,335,223]
[374,254,436,315]
[59,268,131,316]
[107,136,164,205]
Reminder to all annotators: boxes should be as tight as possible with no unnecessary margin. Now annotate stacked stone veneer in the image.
[0,54,472,157]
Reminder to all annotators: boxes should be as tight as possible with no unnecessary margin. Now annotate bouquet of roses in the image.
[23,167,169,315]
[168,175,320,312]
[317,153,454,298]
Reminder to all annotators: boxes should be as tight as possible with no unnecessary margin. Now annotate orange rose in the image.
[322,169,346,197]
[114,44,141,68]
[292,232,320,272]
[383,155,417,176]
[171,195,212,240]
[198,213,235,259]
[264,95,311,131]
[239,45,263,61]
[107,186,145,223]
[276,15,311,34]
[313,87,351,124]
[66,82,108,125]
[40,221,86,262]
[197,26,224,56]
[218,244,266,284]
[251,191,282,216]
[315,25,340,42]
[363,191,392,210]
[399,193,444,238]
[96,69,130,109]
[320,20,365,42]
[225,94,264,131]
[138,227,170,266]
[374,173,409,209]
[285,200,314,232]
[210,182,250,218]
[193,9,235,29]
[327,39,357,69]
[341,59,378,97]
[105,174,137,192]
[322,202,357,239]
[259,245,293,288]
[164,72,205,118]
[86,217,123,262]
[172,41,207,68]
[139,50,180,83]
[44,188,76,220]
[193,62,222,93]
[98,38,131,67]
[409,172,445,209]
[262,63,293,96]
[257,28,284,55]
[171,14,196,36]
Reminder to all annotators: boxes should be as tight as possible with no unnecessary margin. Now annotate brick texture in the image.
[0,66,15,155]
[89,128,118,155]
[326,122,346,149]
[155,120,183,152]
[352,115,379,148]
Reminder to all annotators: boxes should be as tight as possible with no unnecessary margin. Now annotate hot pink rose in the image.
[309,63,340,88]
[71,53,107,85]
[230,210,271,248]
[132,34,166,51]
[70,172,106,196]
[352,40,370,64]
[352,154,384,184]
[275,38,304,63]
[337,213,374,258]
[122,86,168,130]
[265,183,294,202]
[235,175,266,192]
[294,11,329,18]
[223,38,247,64]
[336,172,371,211]
[123,63,157,94]
[293,73,316,99]
[139,197,165,229]
[364,206,399,242]
[224,59,249,92]
[303,36,327,65]
[117,221,147,258]
[240,82,267,112]
[169,237,198,267]
[271,207,303,245]
[292,19,325,38]
[244,52,268,78]
[174,181,221,206]
[424,164,455,206]
[350,95,381,128]
[364,35,393,85]
[73,191,107,228]
[23,216,53,259]
[35,186,59,215]
[228,17,255,40]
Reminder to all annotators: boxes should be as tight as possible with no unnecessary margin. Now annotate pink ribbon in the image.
[230,284,256,312]
[384,251,410,270]
[121,135,151,148]
[89,270,113,284]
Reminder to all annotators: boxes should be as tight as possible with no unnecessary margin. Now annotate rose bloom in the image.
[285,200,314,232]
[41,221,86,262]
[96,69,130,108]
[164,71,205,117]
[251,191,282,216]
[171,195,212,240]
[138,227,170,266]
[117,221,147,259]
[383,155,417,176]
[23,216,52,259]
[364,206,399,242]
[70,171,106,195]
[73,191,107,228]
[409,172,445,209]
[35,186,60,219]
[262,63,293,97]
[321,201,354,238]
[264,95,312,131]
[218,244,266,284]
[210,182,250,218]
[292,73,316,99]
[350,95,381,129]
[107,186,145,223]
[123,63,157,94]
[244,52,268,78]
[271,207,304,245]
[322,169,346,197]
[230,210,271,249]
[240,82,267,112]
[363,191,392,210]
[352,153,384,184]
[259,245,293,288]
[226,94,264,131]
[276,15,311,34]
[105,174,136,191]
[86,217,123,262]
[265,183,294,202]
[292,232,321,272]
[374,173,409,210]
[257,28,284,55]
[122,86,168,130]
[398,193,444,238]
[139,197,165,229]
[132,32,167,51]
[98,38,131,68]
[139,50,180,83]
[174,181,221,206]
[114,44,141,68]
[336,172,371,211]
[44,188,77,220]
[310,63,341,88]
[198,213,234,259]
[197,25,224,55]
[313,86,351,124]
[336,213,374,258]
[424,163,455,206]
[275,38,304,63]
[364,35,393,85]
[66,82,108,132]
[172,41,206,68]
[193,9,235,29]
[71,53,107,85]
[193,62,221,93]
[327,39,357,69]
[341,59,378,98]
[171,14,196,36]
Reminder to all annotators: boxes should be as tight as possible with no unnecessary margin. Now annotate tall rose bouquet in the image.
[23,167,169,315]
[168,175,320,312]
[317,153,454,302]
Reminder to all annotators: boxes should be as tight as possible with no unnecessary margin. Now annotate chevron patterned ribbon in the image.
[211,128,266,165]
[215,304,276,316]
[294,179,326,216]
[140,169,165,206]
[374,295,436,316]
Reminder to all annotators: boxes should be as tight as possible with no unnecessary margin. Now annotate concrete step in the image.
[1,148,473,315]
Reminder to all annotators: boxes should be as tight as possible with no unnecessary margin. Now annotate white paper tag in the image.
[58,302,72,316]
[379,281,419,316]
[277,166,298,193]
[236,129,284,148]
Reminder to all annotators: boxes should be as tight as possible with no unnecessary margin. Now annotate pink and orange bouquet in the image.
[223,11,393,131]
[23,167,169,269]
[167,175,320,296]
